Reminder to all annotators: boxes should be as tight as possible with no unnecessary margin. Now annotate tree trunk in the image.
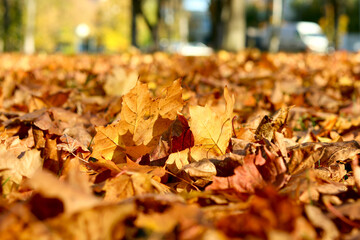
[24,0,36,54]
[269,0,283,52]
[131,0,161,50]
[131,0,140,47]
[210,0,224,50]
[223,0,246,51]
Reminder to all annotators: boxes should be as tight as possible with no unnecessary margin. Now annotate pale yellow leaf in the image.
[158,79,184,120]
[90,125,127,163]
[104,67,138,96]
[166,148,190,173]
[189,87,233,156]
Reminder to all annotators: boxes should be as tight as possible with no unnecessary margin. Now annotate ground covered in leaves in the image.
[1,51,360,239]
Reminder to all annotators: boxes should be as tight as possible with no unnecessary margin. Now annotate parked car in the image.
[261,21,330,53]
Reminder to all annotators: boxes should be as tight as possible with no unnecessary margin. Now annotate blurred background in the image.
[1,0,360,54]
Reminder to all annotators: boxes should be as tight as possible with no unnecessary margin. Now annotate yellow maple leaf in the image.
[120,79,184,146]
[90,125,127,163]
[91,80,184,162]
[189,87,234,157]
[119,82,159,146]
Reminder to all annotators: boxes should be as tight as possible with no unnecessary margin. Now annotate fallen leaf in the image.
[158,79,184,120]
[103,172,167,202]
[287,140,360,174]
[0,146,42,194]
[305,205,339,240]
[27,170,101,215]
[189,87,234,156]
[207,145,287,193]
[119,82,160,145]
[90,124,127,163]
[166,148,190,173]
[104,67,138,96]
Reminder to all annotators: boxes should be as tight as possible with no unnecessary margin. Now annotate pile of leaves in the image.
[0,50,360,239]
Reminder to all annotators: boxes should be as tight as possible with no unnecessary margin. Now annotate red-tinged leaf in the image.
[207,146,288,193]
[207,153,265,193]
[171,115,194,153]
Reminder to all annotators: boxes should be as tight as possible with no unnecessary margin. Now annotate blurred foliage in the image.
[246,4,261,27]
[95,0,132,52]
[345,0,360,33]
[291,0,359,33]
[35,0,98,52]
[0,0,158,53]
[0,0,359,52]
[290,0,324,23]
[1,0,23,51]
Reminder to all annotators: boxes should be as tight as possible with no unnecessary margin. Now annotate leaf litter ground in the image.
[1,51,360,239]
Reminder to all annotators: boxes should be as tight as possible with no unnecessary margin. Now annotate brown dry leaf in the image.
[189,87,234,156]
[27,170,101,215]
[254,115,273,141]
[334,200,360,221]
[91,80,184,163]
[183,159,217,187]
[215,187,301,239]
[0,146,42,194]
[305,205,339,240]
[287,140,360,175]
[207,146,287,194]
[206,153,264,194]
[43,91,71,108]
[280,169,348,204]
[33,111,62,135]
[57,134,90,155]
[121,158,167,181]
[352,155,360,193]
[255,106,293,141]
